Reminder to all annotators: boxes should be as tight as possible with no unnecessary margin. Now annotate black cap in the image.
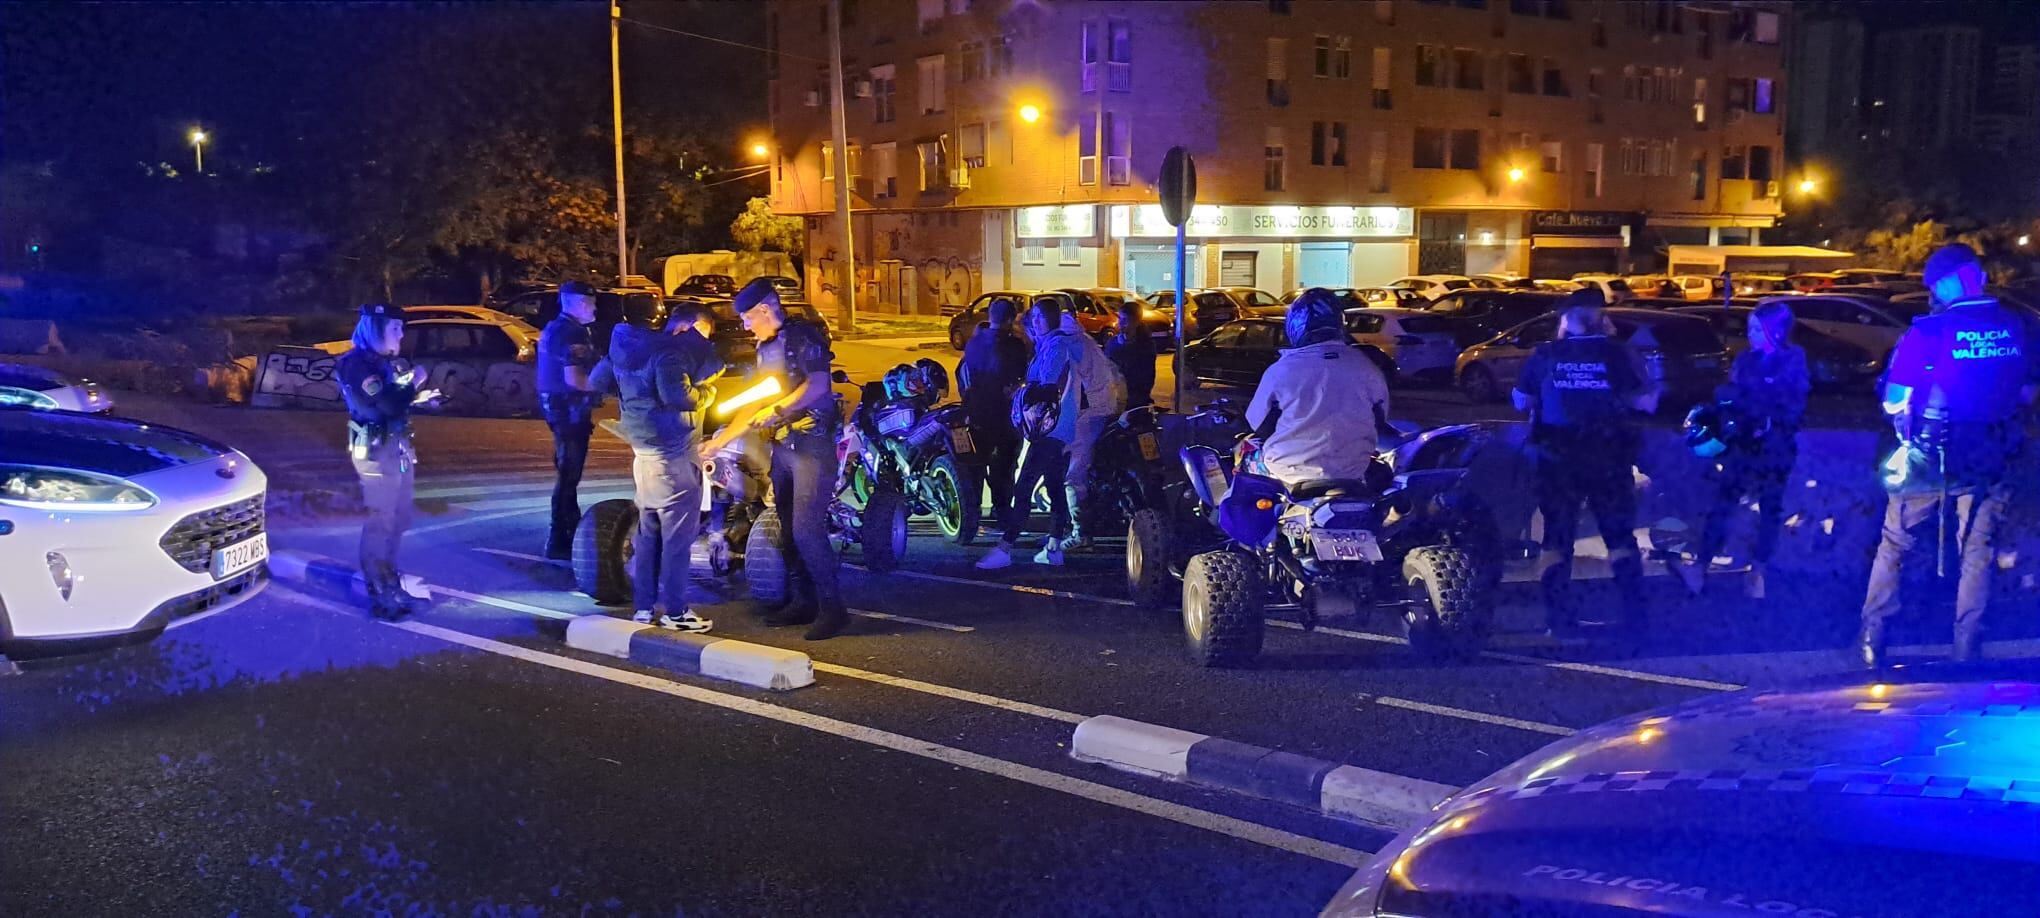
[360,303,407,320]
[733,277,781,313]
[559,280,597,297]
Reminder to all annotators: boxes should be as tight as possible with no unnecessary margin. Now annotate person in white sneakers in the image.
[977,295,1117,568]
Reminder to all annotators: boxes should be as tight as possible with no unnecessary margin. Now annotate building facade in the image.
[1869,24,1982,148]
[1783,12,1863,159]
[1977,43,2040,153]
[765,0,1789,313]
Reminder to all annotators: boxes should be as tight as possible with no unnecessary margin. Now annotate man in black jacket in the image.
[1104,299,1156,409]
[956,296,1029,545]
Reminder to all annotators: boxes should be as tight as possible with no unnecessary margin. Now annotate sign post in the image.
[1159,146,1196,411]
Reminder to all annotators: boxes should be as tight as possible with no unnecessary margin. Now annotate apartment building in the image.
[765,0,1788,313]
[1869,24,1982,148]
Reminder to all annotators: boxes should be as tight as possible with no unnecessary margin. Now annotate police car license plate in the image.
[1138,432,1160,461]
[949,426,976,455]
[1312,529,1382,562]
[211,533,269,579]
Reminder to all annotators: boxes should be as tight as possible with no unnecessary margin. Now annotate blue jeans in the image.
[1001,436,1071,546]
[632,451,702,615]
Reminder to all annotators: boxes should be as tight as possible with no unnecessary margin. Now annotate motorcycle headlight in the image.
[0,465,159,512]
[0,386,59,409]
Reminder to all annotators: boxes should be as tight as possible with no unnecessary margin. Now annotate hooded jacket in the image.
[592,323,722,457]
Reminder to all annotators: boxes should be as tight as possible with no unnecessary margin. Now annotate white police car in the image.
[0,409,268,658]
[0,362,113,414]
[1323,662,2040,916]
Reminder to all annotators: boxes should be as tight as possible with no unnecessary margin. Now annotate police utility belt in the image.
[766,406,836,443]
[349,419,414,460]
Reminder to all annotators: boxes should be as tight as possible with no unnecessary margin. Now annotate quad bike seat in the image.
[1287,478,1375,500]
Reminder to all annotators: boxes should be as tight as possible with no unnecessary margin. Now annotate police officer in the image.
[337,304,441,619]
[1512,290,1658,636]
[1858,243,2039,667]
[590,298,719,631]
[1105,299,1156,410]
[955,295,1029,545]
[537,280,605,559]
[703,279,847,641]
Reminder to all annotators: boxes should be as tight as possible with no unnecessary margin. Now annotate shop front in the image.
[1009,204,1104,291]
[1527,210,1636,279]
[1108,204,1416,296]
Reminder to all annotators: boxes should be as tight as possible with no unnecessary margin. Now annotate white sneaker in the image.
[658,611,713,633]
[975,545,1014,570]
[1671,558,1706,597]
[1034,539,1065,566]
[632,610,656,624]
[1744,564,1767,600]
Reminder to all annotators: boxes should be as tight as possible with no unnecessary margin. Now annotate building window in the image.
[1748,145,1774,183]
[871,65,897,123]
[1330,121,1347,166]
[1310,121,1348,166]
[959,122,987,168]
[917,55,946,114]
[1621,65,1638,101]
[1507,53,1535,93]
[1106,111,1132,184]
[1368,130,1389,192]
[1693,77,1708,125]
[1452,48,1484,90]
[1721,144,1746,180]
[989,35,1015,74]
[872,142,898,197]
[1511,0,1568,15]
[1540,138,1562,172]
[1449,129,1480,170]
[1081,21,1099,92]
[1587,67,1602,97]
[1079,118,1097,185]
[1690,150,1707,201]
[1584,141,1603,197]
[1021,241,1045,265]
[1270,0,1292,12]
[1375,0,1394,23]
[1372,48,1393,107]
[1059,238,1082,265]
[917,136,949,191]
[1416,44,1444,87]
[1108,19,1132,91]
[1265,129,1287,190]
[821,142,834,181]
[959,41,985,82]
[917,0,943,34]
[1315,35,1332,78]
[1413,128,1446,169]
[1754,77,1774,114]
[1267,37,1290,105]
[1732,9,1779,44]
[1333,37,1352,78]
[1311,121,1327,165]
[987,119,1010,165]
[1541,59,1569,96]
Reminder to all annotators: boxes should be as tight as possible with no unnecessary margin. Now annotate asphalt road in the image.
[2,336,2014,916]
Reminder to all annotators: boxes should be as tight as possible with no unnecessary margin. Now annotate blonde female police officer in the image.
[337,304,441,619]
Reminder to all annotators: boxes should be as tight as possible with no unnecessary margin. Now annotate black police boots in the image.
[762,600,818,627]
[804,602,849,641]
[1856,618,1888,670]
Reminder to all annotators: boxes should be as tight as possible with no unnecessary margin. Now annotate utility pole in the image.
[827,0,857,332]
[610,0,630,281]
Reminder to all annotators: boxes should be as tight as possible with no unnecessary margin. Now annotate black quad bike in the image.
[1127,421,1503,667]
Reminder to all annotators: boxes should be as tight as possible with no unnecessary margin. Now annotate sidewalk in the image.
[822,312,949,341]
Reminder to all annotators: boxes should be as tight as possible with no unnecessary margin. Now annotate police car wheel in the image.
[1182,550,1263,667]
[744,507,790,605]
[1459,365,1502,404]
[861,488,910,573]
[1400,545,1490,661]
[1127,508,1178,609]
[573,499,638,606]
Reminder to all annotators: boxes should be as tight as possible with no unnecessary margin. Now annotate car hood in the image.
[1332,673,2040,917]
[0,410,234,477]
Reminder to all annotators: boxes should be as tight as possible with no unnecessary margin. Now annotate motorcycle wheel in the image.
[1401,545,1492,661]
[1182,550,1264,667]
[861,488,910,573]
[1126,508,1177,609]
[926,454,966,542]
[745,507,789,605]
[572,499,637,606]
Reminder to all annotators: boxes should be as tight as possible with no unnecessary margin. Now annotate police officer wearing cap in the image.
[1858,243,2040,667]
[703,279,848,640]
[536,280,605,559]
[1512,289,1658,636]
[338,304,442,619]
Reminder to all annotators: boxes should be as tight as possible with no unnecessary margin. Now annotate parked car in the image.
[1787,271,1845,293]
[1469,273,1532,289]
[394,304,535,327]
[1069,287,1176,346]
[1729,273,1794,296]
[315,316,539,363]
[674,273,738,297]
[1389,275,1475,300]
[1418,289,1569,348]
[1181,287,1283,337]
[1455,308,1728,408]
[1570,274,1634,303]
[1056,288,1139,339]
[946,289,1041,350]
[1530,278,1583,292]
[1344,308,1461,384]
[1832,267,1911,286]
[1173,317,1289,388]
[1284,286,1430,310]
[0,363,113,414]
[1323,662,2040,917]
[1764,293,1913,357]
[1674,305,1888,390]
[750,274,808,304]
[0,409,269,659]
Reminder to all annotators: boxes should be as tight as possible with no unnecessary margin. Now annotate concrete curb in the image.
[563,616,815,692]
[1070,714,1457,830]
[269,550,428,604]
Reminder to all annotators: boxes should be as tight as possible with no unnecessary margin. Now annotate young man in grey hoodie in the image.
[591,300,723,631]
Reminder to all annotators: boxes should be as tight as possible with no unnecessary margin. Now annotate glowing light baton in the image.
[714,376,783,417]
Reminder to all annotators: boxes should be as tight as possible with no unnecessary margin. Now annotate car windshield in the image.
[1344,312,1386,334]
[1395,315,1450,334]
[1439,279,1472,291]
[1244,291,1282,307]
[1625,317,1723,353]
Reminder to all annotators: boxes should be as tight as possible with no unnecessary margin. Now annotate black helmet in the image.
[1683,399,1769,458]
[913,358,950,401]
[1284,287,1345,347]
[620,291,665,330]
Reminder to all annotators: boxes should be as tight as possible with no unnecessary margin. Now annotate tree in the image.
[730,196,803,255]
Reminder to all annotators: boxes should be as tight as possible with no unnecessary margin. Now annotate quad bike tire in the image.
[745,506,790,605]
[1172,354,1205,390]
[861,488,910,573]
[926,454,967,543]
[573,498,638,606]
[1400,545,1493,661]
[1182,550,1264,667]
[1126,508,1178,609]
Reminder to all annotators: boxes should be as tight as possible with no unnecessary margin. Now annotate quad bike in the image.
[1128,420,1502,667]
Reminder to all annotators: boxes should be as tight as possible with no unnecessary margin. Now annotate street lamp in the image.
[1506,166,1526,183]
[749,141,770,160]
[188,127,208,174]
[1797,177,1818,195]
[2020,235,2032,247]
[1017,102,1043,124]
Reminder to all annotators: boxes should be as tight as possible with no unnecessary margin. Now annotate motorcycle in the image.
[853,360,976,543]
[1129,418,1502,667]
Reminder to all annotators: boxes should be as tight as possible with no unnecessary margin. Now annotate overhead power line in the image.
[617,16,823,64]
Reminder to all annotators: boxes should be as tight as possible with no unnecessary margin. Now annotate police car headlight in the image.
[0,386,59,409]
[0,465,159,512]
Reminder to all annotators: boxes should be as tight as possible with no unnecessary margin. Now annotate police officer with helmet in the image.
[703,279,848,641]
[1512,289,1658,637]
[536,280,605,560]
[1858,243,2039,667]
[337,304,442,620]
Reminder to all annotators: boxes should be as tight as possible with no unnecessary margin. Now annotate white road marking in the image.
[1366,696,1576,737]
[475,547,560,564]
[847,564,1138,606]
[418,478,632,500]
[1476,650,1744,692]
[373,615,1371,867]
[427,584,577,621]
[456,490,635,513]
[813,662,1086,723]
[409,508,548,535]
[1268,619,1404,646]
[849,608,976,632]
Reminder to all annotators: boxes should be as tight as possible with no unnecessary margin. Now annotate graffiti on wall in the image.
[251,345,537,418]
[810,212,987,313]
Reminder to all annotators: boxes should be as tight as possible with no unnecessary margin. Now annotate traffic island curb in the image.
[563,616,815,692]
[269,550,428,606]
[1070,715,1457,830]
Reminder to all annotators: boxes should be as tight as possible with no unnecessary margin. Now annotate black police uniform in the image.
[1860,295,2038,665]
[337,313,422,619]
[1516,332,1652,632]
[537,313,602,558]
[756,317,847,638]
[1695,344,1810,568]
[956,321,1030,543]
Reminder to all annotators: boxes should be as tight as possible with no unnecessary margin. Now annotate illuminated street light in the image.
[2021,235,2032,247]
[188,127,208,174]
[749,141,770,160]
[1018,103,1042,124]
[1506,166,1526,183]
[1797,178,1817,195]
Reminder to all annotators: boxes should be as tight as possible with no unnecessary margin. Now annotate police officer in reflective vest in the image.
[1859,243,2039,667]
[1512,290,1659,636]
[703,279,847,640]
[338,304,442,619]
[537,280,604,559]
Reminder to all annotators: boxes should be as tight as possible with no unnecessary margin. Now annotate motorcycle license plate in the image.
[1312,529,1382,562]
[949,426,976,455]
[1137,432,1160,461]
